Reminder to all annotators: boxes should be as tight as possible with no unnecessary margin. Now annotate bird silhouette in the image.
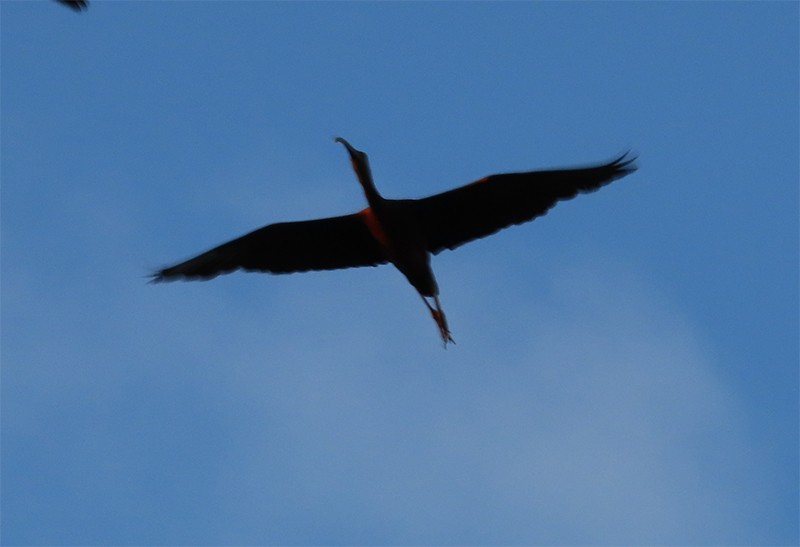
[152,138,636,345]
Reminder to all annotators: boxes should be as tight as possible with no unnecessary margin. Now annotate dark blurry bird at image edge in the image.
[55,0,88,12]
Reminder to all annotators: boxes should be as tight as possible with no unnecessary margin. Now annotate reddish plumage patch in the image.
[358,208,389,249]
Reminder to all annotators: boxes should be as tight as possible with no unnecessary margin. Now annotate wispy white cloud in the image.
[201,253,758,544]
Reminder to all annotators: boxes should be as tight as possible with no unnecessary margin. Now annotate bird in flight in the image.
[152,138,636,346]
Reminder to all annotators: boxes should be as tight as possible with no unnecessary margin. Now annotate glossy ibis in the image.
[152,138,636,345]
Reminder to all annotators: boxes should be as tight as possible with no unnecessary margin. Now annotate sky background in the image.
[2,1,798,545]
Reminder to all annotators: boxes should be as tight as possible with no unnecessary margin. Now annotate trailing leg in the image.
[418,293,455,347]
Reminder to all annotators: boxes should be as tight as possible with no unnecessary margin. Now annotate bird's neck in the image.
[356,166,384,208]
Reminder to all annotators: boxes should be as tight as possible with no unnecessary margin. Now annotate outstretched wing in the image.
[152,211,387,282]
[410,153,637,254]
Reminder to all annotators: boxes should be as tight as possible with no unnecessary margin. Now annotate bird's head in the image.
[335,137,374,191]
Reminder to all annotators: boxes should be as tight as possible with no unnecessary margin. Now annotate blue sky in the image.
[1,1,797,545]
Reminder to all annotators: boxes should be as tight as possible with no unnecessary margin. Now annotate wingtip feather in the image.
[613,150,639,173]
[148,271,167,284]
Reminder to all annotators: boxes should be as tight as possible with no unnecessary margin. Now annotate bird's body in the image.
[153,138,636,345]
[360,202,435,293]
[356,194,451,342]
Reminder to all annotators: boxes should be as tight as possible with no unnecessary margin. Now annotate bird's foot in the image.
[430,308,455,347]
